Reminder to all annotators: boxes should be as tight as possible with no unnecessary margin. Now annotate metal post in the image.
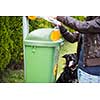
[23,16,29,82]
[23,16,29,40]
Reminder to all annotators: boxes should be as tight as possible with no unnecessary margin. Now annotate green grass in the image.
[57,41,77,79]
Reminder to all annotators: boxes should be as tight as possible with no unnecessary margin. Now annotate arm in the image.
[57,16,100,34]
[59,25,79,43]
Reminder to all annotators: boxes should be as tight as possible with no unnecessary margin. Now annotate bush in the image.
[29,17,54,32]
[0,69,24,83]
[8,17,23,63]
[0,16,23,70]
[0,17,13,70]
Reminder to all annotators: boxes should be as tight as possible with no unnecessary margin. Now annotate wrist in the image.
[59,25,67,33]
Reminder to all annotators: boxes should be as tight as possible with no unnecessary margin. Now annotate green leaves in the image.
[0,17,12,70]
[29,18,53,32]
[0,16,23,70]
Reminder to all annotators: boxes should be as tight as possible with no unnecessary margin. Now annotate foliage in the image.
[0,16,23,70]
[29,18,53,32]
[0,17,13,70]
[72,16,86,21]
[0,69,24,83]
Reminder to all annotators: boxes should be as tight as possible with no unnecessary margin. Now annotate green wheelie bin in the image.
[23,16,63,83]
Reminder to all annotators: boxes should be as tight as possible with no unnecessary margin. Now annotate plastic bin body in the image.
[24,28,63,83]
[25,41,59,83]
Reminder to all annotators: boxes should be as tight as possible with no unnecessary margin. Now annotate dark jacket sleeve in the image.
[57,16,100,34]
[59,25,79,43]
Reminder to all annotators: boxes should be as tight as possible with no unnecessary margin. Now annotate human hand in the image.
[50,16,66,25]
[45,16,61,26]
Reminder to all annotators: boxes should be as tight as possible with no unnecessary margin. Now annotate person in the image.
[55,16,100,83]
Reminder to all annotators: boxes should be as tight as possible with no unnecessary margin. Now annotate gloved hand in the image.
[50,16,68,33]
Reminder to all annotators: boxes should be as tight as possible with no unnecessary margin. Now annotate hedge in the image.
[0,16,23,70]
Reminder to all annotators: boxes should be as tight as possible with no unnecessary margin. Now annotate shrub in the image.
[8,17,23,63]
[0,17,13,70]
[29,17,53,32]
[0,16,23,70]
